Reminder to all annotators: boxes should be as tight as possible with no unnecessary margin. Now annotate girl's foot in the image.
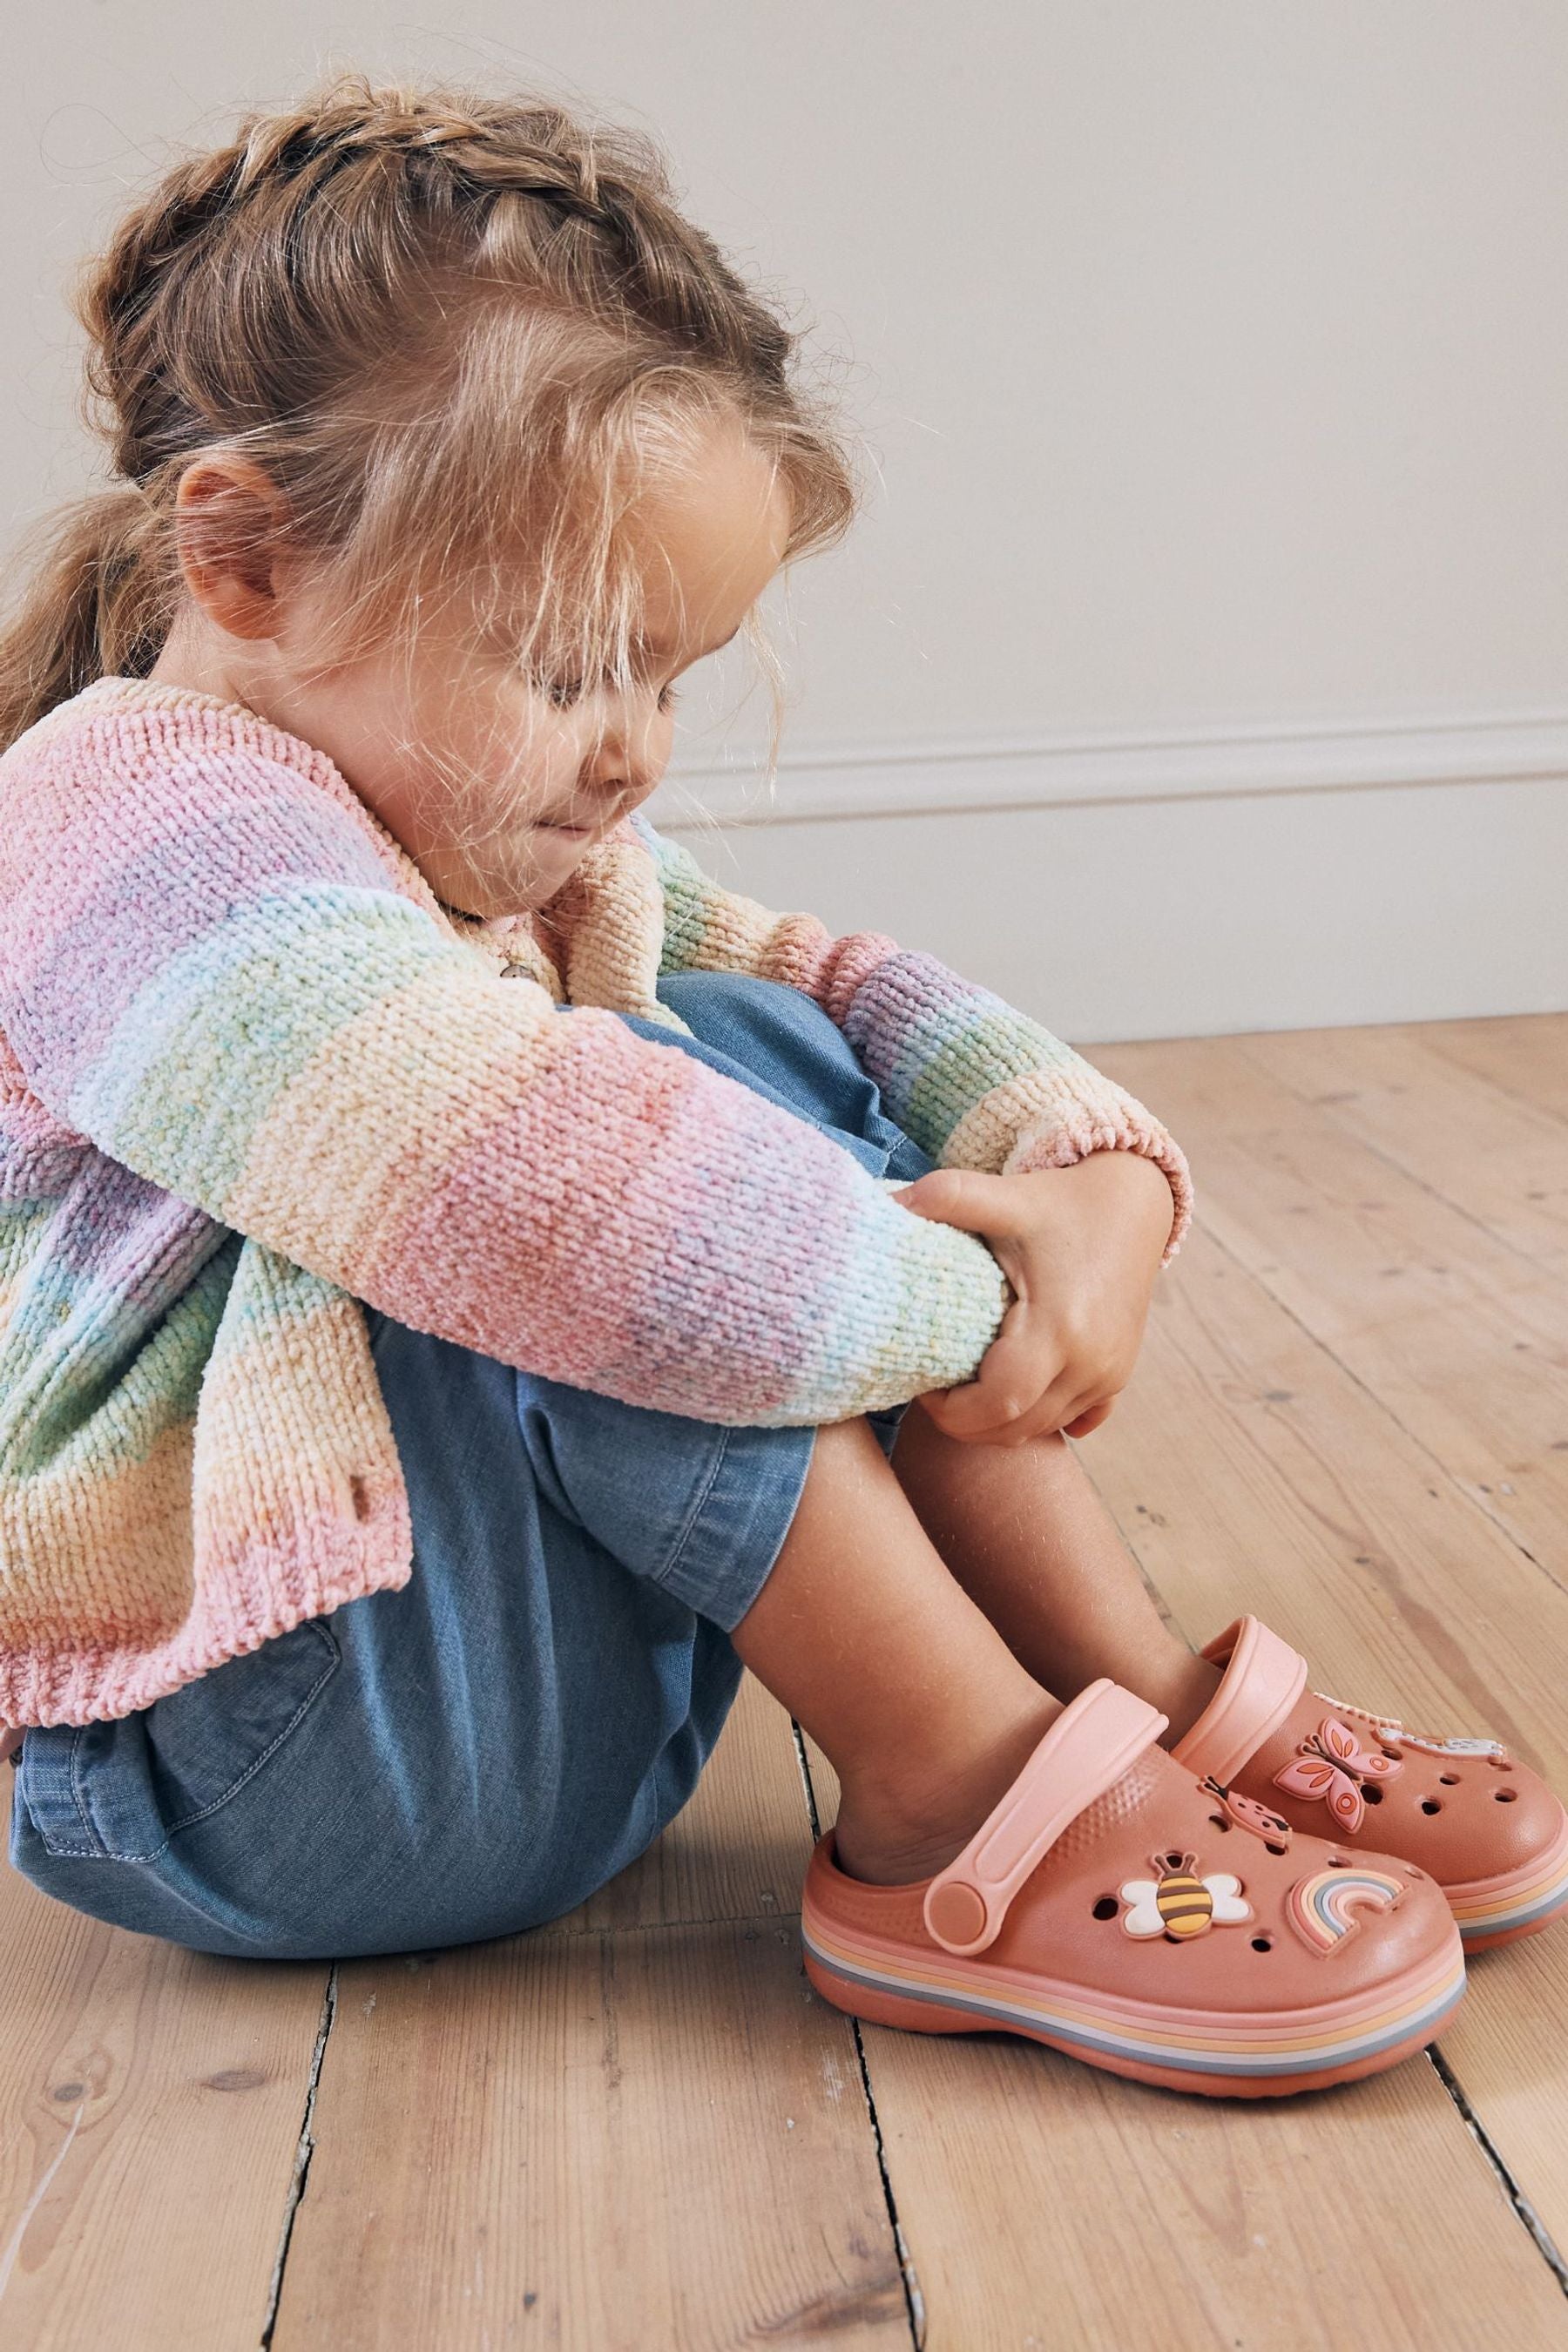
[803,1678,1465,2099]
[1171,1617,1568,1952]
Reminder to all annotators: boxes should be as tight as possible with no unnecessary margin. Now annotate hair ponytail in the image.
[0,486,167,753]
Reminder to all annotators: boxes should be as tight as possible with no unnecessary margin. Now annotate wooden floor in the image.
[5,1012,1568,2349]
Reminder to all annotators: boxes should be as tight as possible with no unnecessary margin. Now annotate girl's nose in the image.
[582,704,666,803]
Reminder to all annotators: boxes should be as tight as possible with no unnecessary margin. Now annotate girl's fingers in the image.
[916,1378,1024,1443]
[970,1374,1114,1450]
[918,1316,1065,1441]
[994,1359,1101,1443]
[1010,1381,1102,1446]
[890,1167,1031,1239]
[920,1381,1113,1447]
[923,1371,1093,1449]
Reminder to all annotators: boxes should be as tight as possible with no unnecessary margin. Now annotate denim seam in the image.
[648,1425,736,1598]
[54,1727,98,1856]
[37,1620,341,1865]
[24,1727,106,1858]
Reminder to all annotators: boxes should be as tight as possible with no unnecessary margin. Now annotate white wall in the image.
[9,3,1567,1037]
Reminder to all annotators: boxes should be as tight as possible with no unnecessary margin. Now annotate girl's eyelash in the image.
[544,676,680,712]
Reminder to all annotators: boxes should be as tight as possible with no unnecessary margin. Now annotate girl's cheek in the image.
[451,699,561,803]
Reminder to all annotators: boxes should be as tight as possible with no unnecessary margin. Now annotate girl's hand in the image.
[891,1152,1176,1445]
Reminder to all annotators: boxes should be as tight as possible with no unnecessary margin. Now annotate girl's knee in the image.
[658,965,837,1037]
[656,967,863,1089]
[640,968,934,1181]
[658,968,789,1004]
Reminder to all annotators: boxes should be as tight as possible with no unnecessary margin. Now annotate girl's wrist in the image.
[1029,1149,1176,1260]
[1054,1146,1173,1208]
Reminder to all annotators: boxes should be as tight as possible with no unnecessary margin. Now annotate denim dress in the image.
[7,970,936,1959]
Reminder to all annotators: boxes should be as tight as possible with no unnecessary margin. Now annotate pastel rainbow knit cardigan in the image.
[0,676,1192,1731]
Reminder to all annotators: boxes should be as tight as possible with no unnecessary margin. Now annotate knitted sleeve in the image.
[633,813,1193,1260]
[0,723,1013,1428]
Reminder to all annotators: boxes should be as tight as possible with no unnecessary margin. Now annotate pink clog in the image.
[803,1680,1465,2098]
[1173,1618,1568,1952]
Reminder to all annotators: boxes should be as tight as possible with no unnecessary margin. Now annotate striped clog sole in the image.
[801,1914,1467,2099]
[1448,1809,1568,1952]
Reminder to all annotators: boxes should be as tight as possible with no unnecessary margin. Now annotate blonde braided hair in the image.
[0,72,861,761]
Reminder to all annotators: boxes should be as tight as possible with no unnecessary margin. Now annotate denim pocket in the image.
[18,1617,341,1862]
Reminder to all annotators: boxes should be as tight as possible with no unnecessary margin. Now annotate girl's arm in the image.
[632,812,1193,1260]
[0,733,1010,1429]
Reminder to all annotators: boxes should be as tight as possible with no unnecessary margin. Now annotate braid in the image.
[87,77,791,480]
[0,70,859,751]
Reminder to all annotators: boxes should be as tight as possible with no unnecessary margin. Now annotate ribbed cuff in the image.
[1001,1118,1194,1264]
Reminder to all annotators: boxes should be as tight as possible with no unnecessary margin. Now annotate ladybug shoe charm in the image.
[1172,1618,1568,1952]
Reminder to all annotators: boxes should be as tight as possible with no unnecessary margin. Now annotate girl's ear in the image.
[172,454,292,642]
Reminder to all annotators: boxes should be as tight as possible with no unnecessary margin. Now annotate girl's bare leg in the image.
[888,1407,1221,1745]
[731,1414,1064,1887]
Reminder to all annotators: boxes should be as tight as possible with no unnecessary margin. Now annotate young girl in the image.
[1,76,1561,2099]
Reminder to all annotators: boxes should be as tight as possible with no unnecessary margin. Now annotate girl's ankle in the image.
[1148,1651,1223,1748]
[830,1691,1064,1888]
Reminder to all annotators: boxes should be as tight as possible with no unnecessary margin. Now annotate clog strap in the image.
[923,1680,1168,1957]
[1170,1615,1308,1788]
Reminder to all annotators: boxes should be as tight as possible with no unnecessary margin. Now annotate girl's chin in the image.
[439,852,586,922]
[496,833,599,914]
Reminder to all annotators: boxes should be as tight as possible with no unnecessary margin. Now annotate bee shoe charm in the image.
[1172,1617,1568,1952]
[801,1678,1464,2099]
[1120,1852,1253,1941]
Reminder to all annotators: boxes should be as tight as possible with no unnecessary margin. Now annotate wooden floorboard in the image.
[270,1677,908,2352]
[1421,1013,1568,1129]
[0,1858,328,2349]
[1237,1023,1568,1275]
[3,1011,1566,2345]
[1092,1017,1568,2315]
[835,1990,1564,2351]
[272,1920,907,2350]
[1084,1220,1568,2274]
[1097,1032,1568,1577]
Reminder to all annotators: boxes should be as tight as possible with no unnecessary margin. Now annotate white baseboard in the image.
[647,707,1568,829]
[648,719,1568,1040]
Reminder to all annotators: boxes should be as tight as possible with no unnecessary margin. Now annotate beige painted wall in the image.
[8,3,1566,1035]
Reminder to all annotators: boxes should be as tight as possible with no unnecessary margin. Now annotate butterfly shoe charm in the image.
[1173,1617,1568,1952]
[1273,1716,1402,1833]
